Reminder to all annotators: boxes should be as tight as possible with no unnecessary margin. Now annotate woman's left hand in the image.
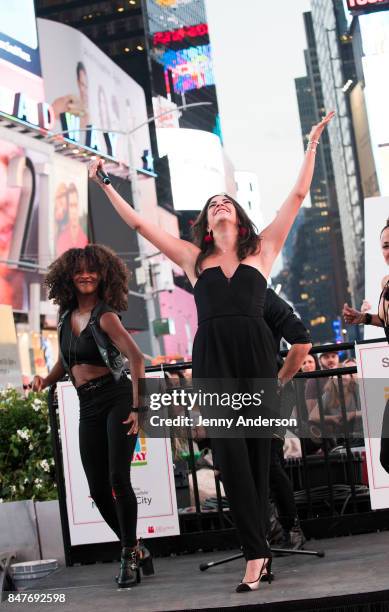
[123,411,139,436]
[308,110,336,142]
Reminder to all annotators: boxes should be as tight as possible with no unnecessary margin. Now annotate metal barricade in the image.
[49,338,389,564]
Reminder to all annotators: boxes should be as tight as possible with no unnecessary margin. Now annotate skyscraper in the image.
[311,0,365,309]
[279,11,350,344]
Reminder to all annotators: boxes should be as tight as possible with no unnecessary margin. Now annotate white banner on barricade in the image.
[57,372,180,546]
[356,340,389,510]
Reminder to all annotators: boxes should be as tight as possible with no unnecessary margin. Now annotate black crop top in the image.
[60,312,107,368]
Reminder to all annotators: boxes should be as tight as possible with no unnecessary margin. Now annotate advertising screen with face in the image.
[0,0,44,101]
[37,18,151,168]
[49,155,88,262]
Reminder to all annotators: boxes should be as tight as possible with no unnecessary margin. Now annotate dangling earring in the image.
[238,225,248,237]
[204,230,213,243]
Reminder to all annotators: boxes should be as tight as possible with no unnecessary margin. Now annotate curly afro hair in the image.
[45,244,130,313]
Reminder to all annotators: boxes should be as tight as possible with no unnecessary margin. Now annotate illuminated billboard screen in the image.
[359,9,389,54]
[145,0,207,35]
[0,138,49,312]
[347,0,389,14]
[156,127,226,211]
[37,18,151,167]
[360,11,389,194]
[158,44,215,94]
[0,0,44,101]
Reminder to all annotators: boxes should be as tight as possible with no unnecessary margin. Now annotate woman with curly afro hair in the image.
[32,244,153,588]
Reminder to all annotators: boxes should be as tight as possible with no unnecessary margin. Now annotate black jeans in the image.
[269,437,297,531]
[77,373,138,547]
[380,400,389,475]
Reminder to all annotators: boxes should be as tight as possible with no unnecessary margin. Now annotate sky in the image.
[205,0,312,230]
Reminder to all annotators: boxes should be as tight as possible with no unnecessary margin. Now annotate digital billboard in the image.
[157,44,215,94]
[0,137,49,312]
[360,12,389,194]
[37,19,152,168]
[50,156,89,262]
[347,0,389,15]
[145,0,207,35]
[0,0,44,101]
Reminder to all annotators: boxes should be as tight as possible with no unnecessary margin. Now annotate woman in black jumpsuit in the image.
[89,111,334,592]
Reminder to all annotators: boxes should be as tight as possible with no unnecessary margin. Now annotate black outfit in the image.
[264,288,311,368]
[378,280,389,474]
[264,289,311,531]
[58,301,126,384]
[192,263,279,561]
[58,301,138,547]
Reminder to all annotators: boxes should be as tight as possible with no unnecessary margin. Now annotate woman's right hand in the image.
[343,303,364,325]
[32,375,46,392]
[88,158,107,186]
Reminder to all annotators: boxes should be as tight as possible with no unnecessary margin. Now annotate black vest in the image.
[58,301,125,383]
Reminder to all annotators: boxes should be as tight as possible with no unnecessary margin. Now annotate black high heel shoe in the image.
[116,546,141,588]
[235,558,273,593]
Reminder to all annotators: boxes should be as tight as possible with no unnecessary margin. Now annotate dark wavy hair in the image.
[44,244,130,313]
[380,217,389,237]
[190,193,261,276]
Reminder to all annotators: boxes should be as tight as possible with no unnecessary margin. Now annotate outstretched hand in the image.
[308,110,336,142]
[343,302,363,325]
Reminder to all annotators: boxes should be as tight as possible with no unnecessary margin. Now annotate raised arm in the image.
[258,111,335,275]
[88,159,200,271]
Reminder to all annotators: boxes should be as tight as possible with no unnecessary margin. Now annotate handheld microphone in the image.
[96,168,111,185]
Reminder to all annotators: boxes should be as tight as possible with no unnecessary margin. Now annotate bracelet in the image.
[364,313,373,325]
[308,139,320,145]
[306,147,317,153]
[132,406,148,413]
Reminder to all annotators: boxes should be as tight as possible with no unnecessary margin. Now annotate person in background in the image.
[343,217,389,473]
[301,353,320,373]
[305,348,340,417]
[309,358,362,446]
[263,288,312,551]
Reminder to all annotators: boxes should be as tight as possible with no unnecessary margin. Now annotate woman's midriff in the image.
[71,363,111,388]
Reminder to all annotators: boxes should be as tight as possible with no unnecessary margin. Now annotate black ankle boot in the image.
[115,540,154,583]
[116,546,140,588]
[138,539,154,576]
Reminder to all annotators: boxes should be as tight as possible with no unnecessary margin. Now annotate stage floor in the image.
[3,531,389,612]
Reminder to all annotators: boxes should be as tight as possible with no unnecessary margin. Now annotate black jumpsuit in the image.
[191,263,278,560]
